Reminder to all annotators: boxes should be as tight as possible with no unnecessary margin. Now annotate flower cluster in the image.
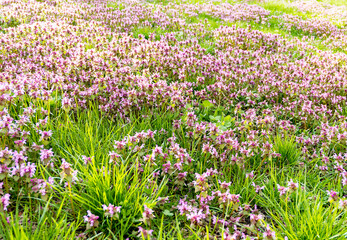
[0,106,57,210]
[1,0,347,238]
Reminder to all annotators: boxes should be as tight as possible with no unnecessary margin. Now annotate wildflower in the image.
[177,199,191,215]
[341,177,347,187]
[1,194,10,211]
[137,227,153,239]
[62,96,72,111]
[83,210,99,229]
[157,196,169,205]
[175,172,187,186]
[250,214,263,229]
[32,142,43,152]
[338,199,347,210]
[20,162,36,178]
[186,208,206,227]
[0,148,12,165]
[109,151,121,164]
[263,226,276,239]
[252,182,265,193]
[327,190,339,203]
[246,171,255,179]
[141,205,155,226]
[0,165,9,179]
[277,184,289,196]
[30,178,51,199]
[202,143,210,153]
[219,181,232,192]
[102,204,121,218]
[82,155,92,165]
[40,148,54,165]
[39,130,52,145]
[287,179,299,192]
[59,159,76,182]
[193,173,209,196]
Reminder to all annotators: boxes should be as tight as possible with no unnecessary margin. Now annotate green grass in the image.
[47,106,181,238]
[2,0,347,238]
[2,93,346,239]
[272,135,301,166]
[317,0,347,6]
[132,26,168,40]
[0,198,82,240]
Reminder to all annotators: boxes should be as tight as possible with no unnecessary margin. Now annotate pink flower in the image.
[83,210,99,229]
[263,226,276,239]
[252,182,265,193]
[250,213,263,227]
[287,179,299,192]
[82,155,92,165]
[327,190,339,202]
[102,204,121,218]
[39,130,52,143]
[246,171,255,179]
[1,194,10,211]
[141,205,155,226]
[137,227,153,238]
[339,199,347,210]
[277,184,289,196]
[60,159,75,181]
[39,148,54,164]
[186,208,206,226]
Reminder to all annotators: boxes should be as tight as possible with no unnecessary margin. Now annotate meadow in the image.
[1,0,347,239]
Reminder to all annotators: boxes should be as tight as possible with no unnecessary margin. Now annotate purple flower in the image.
[1,194,10,211]
[102,203,121,218]
[327,190,339,202]
[83,210,99,229]
[263,226,276,239]
[141,204,155,226]
[339,199,347,210]
[82,155,92,165]
[252,182,265,193]
[277,185,289,196]
[287,179,299,192]
[137,227,153,238]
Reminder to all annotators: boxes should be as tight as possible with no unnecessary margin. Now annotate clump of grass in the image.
[0,198,81,240]
[49,105,176,238]
[317,0,347,6]
[272,135,301,166]
[268,191,347,239]
[255,167,347,239]
[132,26,167,40]
[0,16,21,29]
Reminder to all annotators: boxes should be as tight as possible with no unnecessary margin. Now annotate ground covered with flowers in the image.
[1,0,347,239]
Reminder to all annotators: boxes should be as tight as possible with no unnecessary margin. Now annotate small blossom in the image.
[1,194,10,211]
[338,199,347,210]
[83,210,99,229]
[141,205,155,226]
[327,190,339,202]
[277,184,289,196]
[263,226,276,240]
[137,227,153,238]
[102,204,121,218]
[82,155,93,165]
[287,179,299,192]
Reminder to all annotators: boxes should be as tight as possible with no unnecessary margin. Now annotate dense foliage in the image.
[1,0,347,239]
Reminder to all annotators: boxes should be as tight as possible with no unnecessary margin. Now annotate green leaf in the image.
[202,100,214,109]
[224,115,232,122]
[209,115,221,121]
[163,210,173,216]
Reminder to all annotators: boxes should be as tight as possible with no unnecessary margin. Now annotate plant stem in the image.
[68,182,76,219]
